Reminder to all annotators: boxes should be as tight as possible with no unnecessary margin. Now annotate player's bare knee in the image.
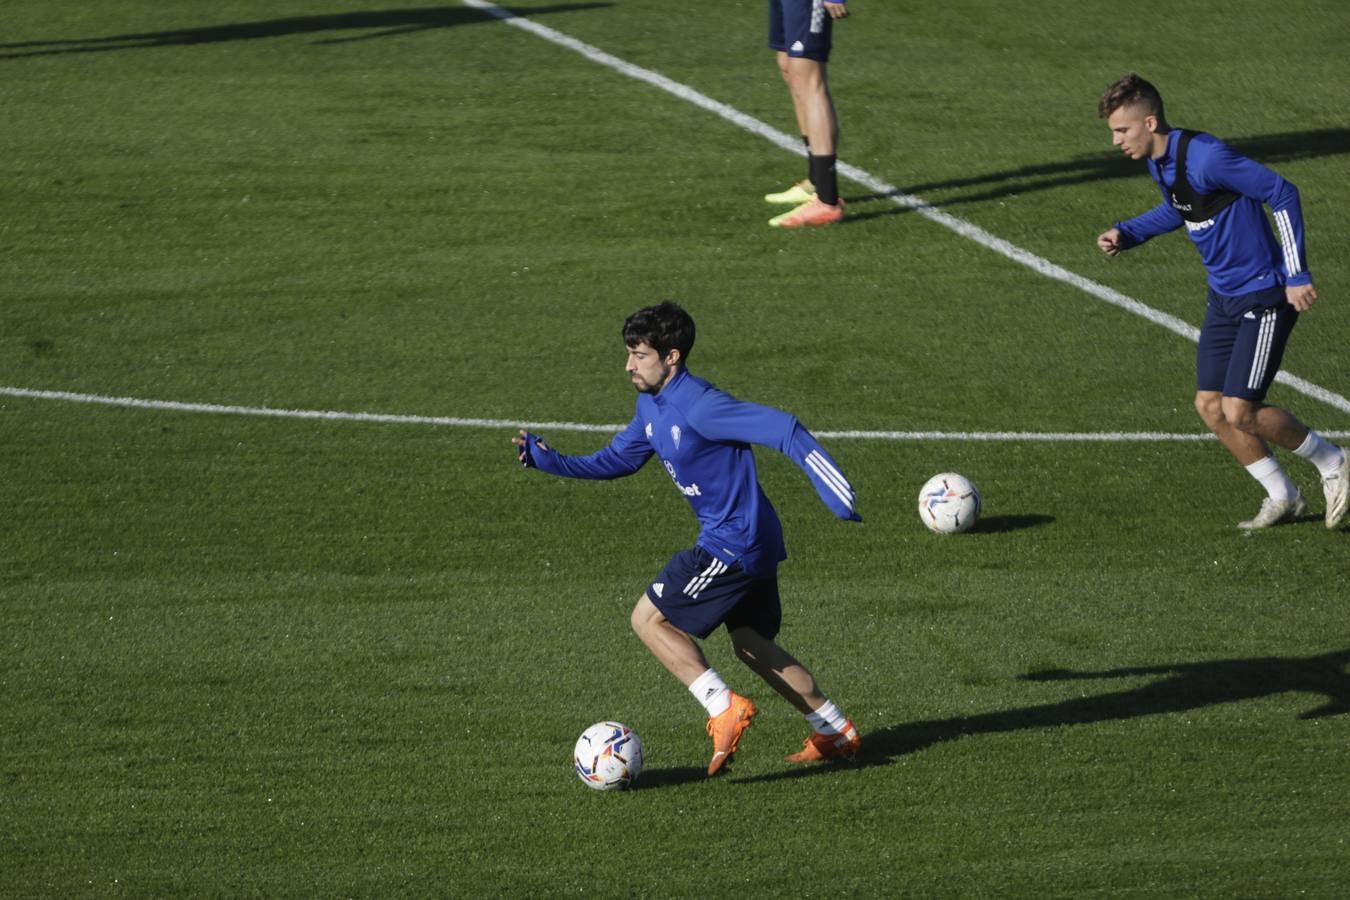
[1222,398,1260,433]
[629,595,655,637]
[1194,392,1224,426]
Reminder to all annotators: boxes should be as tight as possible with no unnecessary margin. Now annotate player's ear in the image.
[1144,114,1159,134]
[664,348,683,368]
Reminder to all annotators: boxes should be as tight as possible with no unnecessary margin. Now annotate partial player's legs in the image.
[765,1,844,227]
[783,55,838,158]
[728,625,860,762]
[630,591,756,777]
[630,593,713,685]
[1195,290,1347,528]
[1225,397,1348,529]
[768,57,845,228]
[765,51,817,206]
[1195,390,1305,529]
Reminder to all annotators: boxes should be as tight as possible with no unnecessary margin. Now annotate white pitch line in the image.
[0,386,616,434]
[6,386,1348,441]
[461,0,1350,417]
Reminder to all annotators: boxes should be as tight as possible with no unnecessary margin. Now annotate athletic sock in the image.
[1292,430,1346,479]
[805,698,850,736]
[689,668,731,717]
[809,153,839,206]
[802,135,811,184]
[1245,455,1298,501]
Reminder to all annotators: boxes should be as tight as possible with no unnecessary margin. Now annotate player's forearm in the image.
[788,424,861,521]
[1116,202,1183,247]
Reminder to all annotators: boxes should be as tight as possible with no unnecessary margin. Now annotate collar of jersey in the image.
[652,367,691,407]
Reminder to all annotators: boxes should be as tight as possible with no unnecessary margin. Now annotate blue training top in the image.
[1113,129,1311,296]
[521,368,860,577]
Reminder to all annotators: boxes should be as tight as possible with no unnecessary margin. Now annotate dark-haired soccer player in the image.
[764,0,850,228]
[1096,73,1348,530]
[512,301,862,775]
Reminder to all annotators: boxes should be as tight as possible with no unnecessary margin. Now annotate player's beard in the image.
[632,363,670,395]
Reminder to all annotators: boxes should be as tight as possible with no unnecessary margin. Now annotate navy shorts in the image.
[768,0,834,61]
[1196,285,1298,401]
[646,547,782,640]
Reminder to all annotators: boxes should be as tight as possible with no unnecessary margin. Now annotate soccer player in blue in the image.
[763,0,850,228]
[512,301,863,775]
[1096,73,1348,530]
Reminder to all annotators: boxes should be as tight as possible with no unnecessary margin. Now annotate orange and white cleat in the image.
[705,692,757,776]
[768,196,845,228]
[785,721,861,763]
[765,179,817,205]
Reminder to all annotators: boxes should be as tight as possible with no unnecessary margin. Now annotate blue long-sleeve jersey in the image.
[1114,129,1311,296]
[521,368,860,577]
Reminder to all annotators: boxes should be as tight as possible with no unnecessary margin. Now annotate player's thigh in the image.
[646,547,762,641]
[1221,300,1298,402]
[724,576,782,643]
[1196,296,1239,393]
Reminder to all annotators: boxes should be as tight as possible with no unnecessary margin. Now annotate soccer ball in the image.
[573,721,643,791]
[918,472,981,534]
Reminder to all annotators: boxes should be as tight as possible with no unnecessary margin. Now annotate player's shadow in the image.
[730,648,1350,785]
[969,513,1054,533]
[0,4,612,59]
[842,128,1350,219]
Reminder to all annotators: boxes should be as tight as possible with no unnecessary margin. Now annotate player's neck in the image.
[1149,124,1172,160]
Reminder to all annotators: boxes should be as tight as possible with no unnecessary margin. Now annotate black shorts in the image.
[768,0,834,61]
[1196,285,1298,401]
[647,547,782,640]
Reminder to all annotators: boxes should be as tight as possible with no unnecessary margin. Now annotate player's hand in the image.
[1097,228,1124,257]
[1286,282,1318,312]
[824,1,850,19]
[512,429,550,468]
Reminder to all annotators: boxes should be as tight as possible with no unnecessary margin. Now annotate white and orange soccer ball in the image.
[918,472,981,534]
[573,721,643,791]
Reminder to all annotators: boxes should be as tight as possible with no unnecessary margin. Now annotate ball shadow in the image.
[970,513,1055,533]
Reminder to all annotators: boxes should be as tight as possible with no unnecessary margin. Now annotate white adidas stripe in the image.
[1248,308,1276,391]
[684,558,726,598]
[1274,209,1301,276]
[805,450,855,509]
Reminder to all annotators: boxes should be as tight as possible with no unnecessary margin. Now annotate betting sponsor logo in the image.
[663,459,702,497]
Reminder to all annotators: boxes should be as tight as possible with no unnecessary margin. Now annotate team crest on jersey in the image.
[671,425,681,447]
[645,422,653,439]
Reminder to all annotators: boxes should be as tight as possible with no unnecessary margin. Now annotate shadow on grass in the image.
[841,128,1350,217]
[970,513,1054,534]
[725,647,1350,785]
[0,4,612,59]
[636,765,707,789]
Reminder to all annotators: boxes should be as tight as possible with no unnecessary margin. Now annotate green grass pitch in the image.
[3,1,1348,895]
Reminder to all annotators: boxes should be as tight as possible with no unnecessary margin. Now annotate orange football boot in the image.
[705,692,757,776]
[785,721,861,763]
[768,196,845,228]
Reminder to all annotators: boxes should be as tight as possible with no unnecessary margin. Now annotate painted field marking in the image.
[6,5,1347,441]
[460,0,1350,417]
[5,386,1347,441]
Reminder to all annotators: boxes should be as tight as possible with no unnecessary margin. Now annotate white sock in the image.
[689,668,731,718]
[805,699,850,736]
[1245,455,1297,501]
[1292,431,1346,479]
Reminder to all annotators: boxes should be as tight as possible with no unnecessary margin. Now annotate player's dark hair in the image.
[1098,73,1166,123]
[623,301,696,363]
